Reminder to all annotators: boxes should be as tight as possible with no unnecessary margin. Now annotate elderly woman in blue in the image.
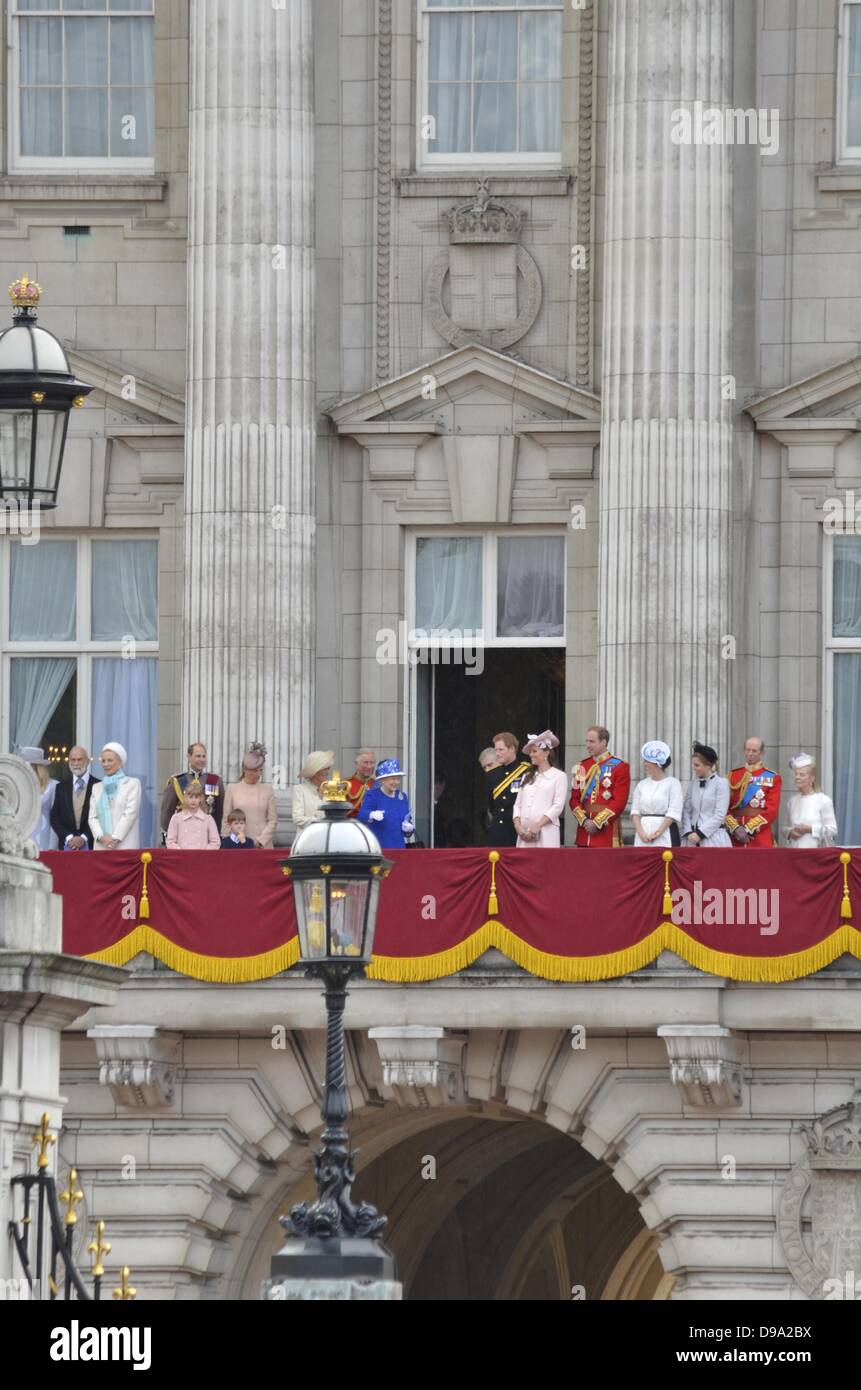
[357,758,415,849]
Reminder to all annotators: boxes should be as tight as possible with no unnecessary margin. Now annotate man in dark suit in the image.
[160,742,225,842]
[50,747,101,850]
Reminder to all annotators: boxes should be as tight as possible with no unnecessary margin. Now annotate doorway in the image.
[412,648,565,846]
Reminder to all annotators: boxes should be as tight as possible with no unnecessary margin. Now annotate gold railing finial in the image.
[33,1113,56,1170]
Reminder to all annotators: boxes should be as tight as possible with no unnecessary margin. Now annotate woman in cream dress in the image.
[512,731,568,848]
[291,750,336,831]
[222,742,278,849]
[631,741,684,848]
[88,742,142,851]
[785,753,838,848]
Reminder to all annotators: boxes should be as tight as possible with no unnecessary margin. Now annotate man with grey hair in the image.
[347,748,376,818]
[478,747,499,773]
[50,747,100,851]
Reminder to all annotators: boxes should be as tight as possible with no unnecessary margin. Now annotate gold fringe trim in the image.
[366,921,861,984]
[86,927,300,982]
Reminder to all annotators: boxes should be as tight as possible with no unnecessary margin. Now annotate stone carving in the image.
[657,1025,743,1108]
[779,1087,861,1299]
[0,754,40,861]
[576,0,595,387]
[89,1026,180,1110]
[375,0,394,381]
[446,180,525,244]
[368,1026,466,1108]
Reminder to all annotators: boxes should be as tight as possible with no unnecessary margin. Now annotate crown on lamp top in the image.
[321,769,350,803]
[9,275,42,310]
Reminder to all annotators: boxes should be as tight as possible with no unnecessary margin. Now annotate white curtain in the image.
[110,15,155,156]
[415,537,483,632]
[91,539,158,641]
[10,540,77,640]
[850,6,861,146]
[834,653,861,847]
[20,16,63,156]
[497,537,564,637]
[10,657,76,750]
[92,656,158,848]
[429,14,471,152]
[833,537,861,637]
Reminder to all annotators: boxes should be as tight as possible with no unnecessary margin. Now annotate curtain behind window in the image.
[10,540,77,640]
[834,652,861,847]
[415,537,483,632]
[10,657,76,750]
[92,655,157,847]
[497,536,564,637]
[91,539,158,641]
[833,537,861,637]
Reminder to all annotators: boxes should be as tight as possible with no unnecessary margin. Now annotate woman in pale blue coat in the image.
[681,742,732,848]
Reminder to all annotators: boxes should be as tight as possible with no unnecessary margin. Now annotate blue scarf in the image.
[98,770,127,836]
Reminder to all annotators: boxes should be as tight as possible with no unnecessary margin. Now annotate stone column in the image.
[598,0,733,764]
[183,0,315,816]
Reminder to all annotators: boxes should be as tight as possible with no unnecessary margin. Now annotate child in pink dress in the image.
[165,782,221,849]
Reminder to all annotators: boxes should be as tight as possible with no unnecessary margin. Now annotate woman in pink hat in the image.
[512,731,568,848]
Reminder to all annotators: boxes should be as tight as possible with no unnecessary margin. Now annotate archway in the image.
[243,1109,666,1300]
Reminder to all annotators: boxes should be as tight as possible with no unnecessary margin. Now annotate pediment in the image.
[746,355,861,422]
[66,346,185,427]
[326,345,601,429]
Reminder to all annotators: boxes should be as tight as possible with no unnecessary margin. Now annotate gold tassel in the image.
[138,851,152,920]
[840,852,853,920]
[662,850,674,918]
[488,851,500,917]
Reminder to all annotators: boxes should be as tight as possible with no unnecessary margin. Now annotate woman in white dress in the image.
[784,753,837,848]
[681,742,732,848]
[89,742,142,851]
[631,741,684,848]
[512,730,568,848]
[19,746,58,852]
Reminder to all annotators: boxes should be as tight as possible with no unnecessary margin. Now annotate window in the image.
[10,0,155,170]
[826,535,861,845]
[420,0,563,165]
[1,535,159,845]
[411,530,565,643]
[840,1,861,159]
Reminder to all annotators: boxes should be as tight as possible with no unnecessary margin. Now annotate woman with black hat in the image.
[681,743,732,848]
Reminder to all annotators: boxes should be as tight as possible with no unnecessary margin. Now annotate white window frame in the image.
[838,0,861,162]
[416,0,564,170]
[8,0,156,174]
[0,532,159,755]
[404,526,566,821]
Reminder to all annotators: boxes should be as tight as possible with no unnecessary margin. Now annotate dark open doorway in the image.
[413,648,565,846]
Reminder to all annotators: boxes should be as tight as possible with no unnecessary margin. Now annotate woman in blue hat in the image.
[357,758,415,849]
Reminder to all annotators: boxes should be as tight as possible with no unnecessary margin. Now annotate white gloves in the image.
[401,820,414,835]
[369,810,385,822]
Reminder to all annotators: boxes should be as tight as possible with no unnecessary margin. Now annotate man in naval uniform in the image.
[159,742,225,842]
[486,732,531,848]
[725,736,782,847]
[569,725,631,848]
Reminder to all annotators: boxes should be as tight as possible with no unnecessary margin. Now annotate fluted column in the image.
[183,0,315,807]
[598,0,733,765]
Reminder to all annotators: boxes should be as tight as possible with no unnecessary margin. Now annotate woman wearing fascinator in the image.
[512,731,568,848]
[631,741,684,848]
[222,742,278,848]
[785,753,838,848]
[681,742,732,848]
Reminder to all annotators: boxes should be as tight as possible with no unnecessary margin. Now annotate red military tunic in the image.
[346,775,374,819]
[569,753,631,848]
[725,763,782,847]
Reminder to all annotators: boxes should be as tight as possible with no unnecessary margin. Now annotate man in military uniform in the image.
[725,736,782,847]
[346,748,376,818]
[159,742,225,842]
[569,725,630,847]
[486,732,530,847]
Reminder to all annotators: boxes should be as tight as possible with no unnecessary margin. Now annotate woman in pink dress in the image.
[512,731,569,848]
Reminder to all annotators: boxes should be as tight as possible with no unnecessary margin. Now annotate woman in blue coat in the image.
[358,758,415,849]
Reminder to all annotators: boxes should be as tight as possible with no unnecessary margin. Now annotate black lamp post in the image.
[271,771,398,1292]
[0,276,93,510]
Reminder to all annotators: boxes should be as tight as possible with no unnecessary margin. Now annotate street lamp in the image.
[0,276,93,510]
[269,771,399,1297]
